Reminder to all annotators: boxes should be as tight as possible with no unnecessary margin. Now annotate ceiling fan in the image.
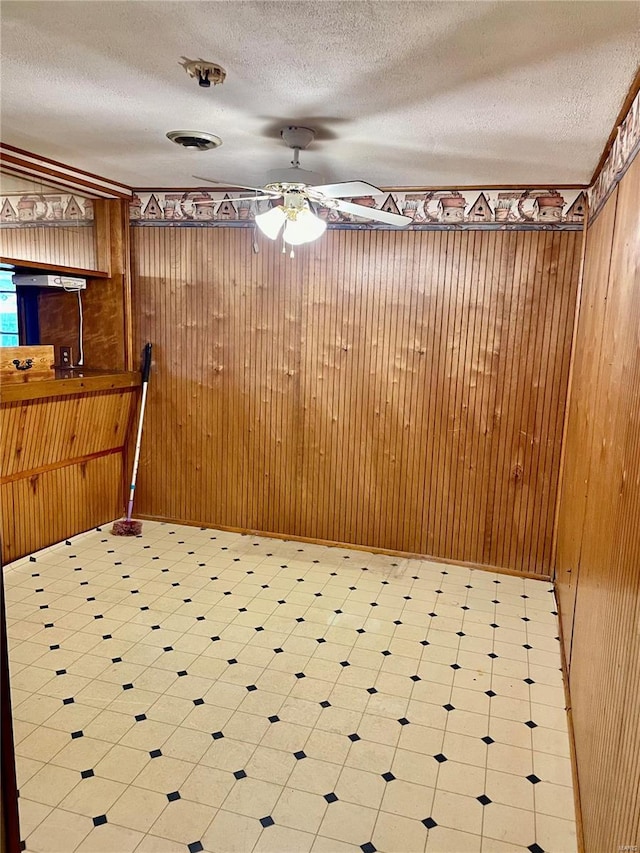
[194,125,412,249]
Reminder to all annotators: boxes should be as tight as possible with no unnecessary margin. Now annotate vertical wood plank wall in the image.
[0,224,98,271]
[555,154,640,852]
[132,226,580,575]
[0,389,137,563]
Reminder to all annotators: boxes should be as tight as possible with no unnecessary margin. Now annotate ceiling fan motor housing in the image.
[280,126,315,150]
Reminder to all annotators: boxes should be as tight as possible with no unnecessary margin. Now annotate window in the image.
[0,269,18,346]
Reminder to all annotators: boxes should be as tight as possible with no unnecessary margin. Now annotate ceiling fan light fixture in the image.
[283,207,327,245]
[255,205,287,239]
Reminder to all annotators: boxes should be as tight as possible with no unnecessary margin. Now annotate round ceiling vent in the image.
[166,130,222,150]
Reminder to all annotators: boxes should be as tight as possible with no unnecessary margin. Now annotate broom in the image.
[112,342,153,536]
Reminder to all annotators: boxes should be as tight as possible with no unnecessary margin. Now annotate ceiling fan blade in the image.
[309,180,383,198]
[333,200,412,227]
[192,175,279,194]
[216,195,278,202]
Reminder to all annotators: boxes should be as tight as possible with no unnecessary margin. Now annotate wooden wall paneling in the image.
[0,390,135,479]
[1,388,137,563]
[555,194,618,660]
[132,225,581,574]
[566,154,640,853]
[0,223,98,272]
[2,454,123,563]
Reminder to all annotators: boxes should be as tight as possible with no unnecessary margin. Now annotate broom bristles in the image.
[111,519,143,536]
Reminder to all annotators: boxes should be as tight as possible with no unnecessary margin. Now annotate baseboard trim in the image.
[135,514,551,582]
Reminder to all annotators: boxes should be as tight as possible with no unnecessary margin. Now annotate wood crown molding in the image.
[0,143,132,199]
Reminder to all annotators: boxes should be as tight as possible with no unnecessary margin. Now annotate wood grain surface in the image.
[132,225,580,574]
[556,154,640,853]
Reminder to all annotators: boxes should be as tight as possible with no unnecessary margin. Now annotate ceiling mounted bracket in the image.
[280,126,316,151]
[180,57,226,88]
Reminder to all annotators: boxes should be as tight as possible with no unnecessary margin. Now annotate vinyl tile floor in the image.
[5,522,578,853]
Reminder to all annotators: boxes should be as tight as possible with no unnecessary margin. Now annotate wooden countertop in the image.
[0,370,140,403]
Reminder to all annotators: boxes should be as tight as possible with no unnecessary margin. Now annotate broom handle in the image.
[126,343,152,521]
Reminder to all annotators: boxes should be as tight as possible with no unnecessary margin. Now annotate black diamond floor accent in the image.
[149,749,162,758]
[227,659,238,665]
[246,685,257,692]
[450,663,461,670]
[528,845,545,853]
[71,731,83,739]
[381,772,395,782]
[524,678,535,685]
[122,683,133,690]
[339,661,350,667]
[525,720,538,728]
[485,690,496,697]
[420,640,429,646]
[320,700,331,708]
[273,648,284,654]
[177,670,188,677]
[410,675,421,682]
[167,791,181,802]
[348,733,361,742]
[194,698,205,705]
[293,751,307,760]
[443,703,455,712]
[397,717,410,726]
[163,646,173,652]
[422,817,437,829]
[381,650,391,656]
[433,753,447,763]
[212,731,224,740]
[188,842,204,853]
[367,687,378,695]
[488,652,498,659]
[268,715,280,724]
[361,844,377,853]
[233,769,247,780]
[63,697,74,706]
[316,638,326,644]
[260,816,275,828]
[324,792,339,803]
[526,774,541,785]
[477,794,492,805]
[111,657,122,664]
[81,769,94,779]
[295,672,306,679]
[481,736,495,745]
[135,713,147,722]
[93,815,107,827]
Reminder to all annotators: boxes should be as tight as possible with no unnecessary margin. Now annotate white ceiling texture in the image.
[1,1,639,189]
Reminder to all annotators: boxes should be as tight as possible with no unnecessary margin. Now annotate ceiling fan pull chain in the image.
[290,247,295,259]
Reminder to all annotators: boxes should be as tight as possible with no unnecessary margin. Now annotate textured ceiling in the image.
[1,1,639,189]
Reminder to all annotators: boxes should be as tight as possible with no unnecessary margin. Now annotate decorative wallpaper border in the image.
[0,193,94,226]
[588,87,640,221]
[0,188,588,232]
[128,189,586,230]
